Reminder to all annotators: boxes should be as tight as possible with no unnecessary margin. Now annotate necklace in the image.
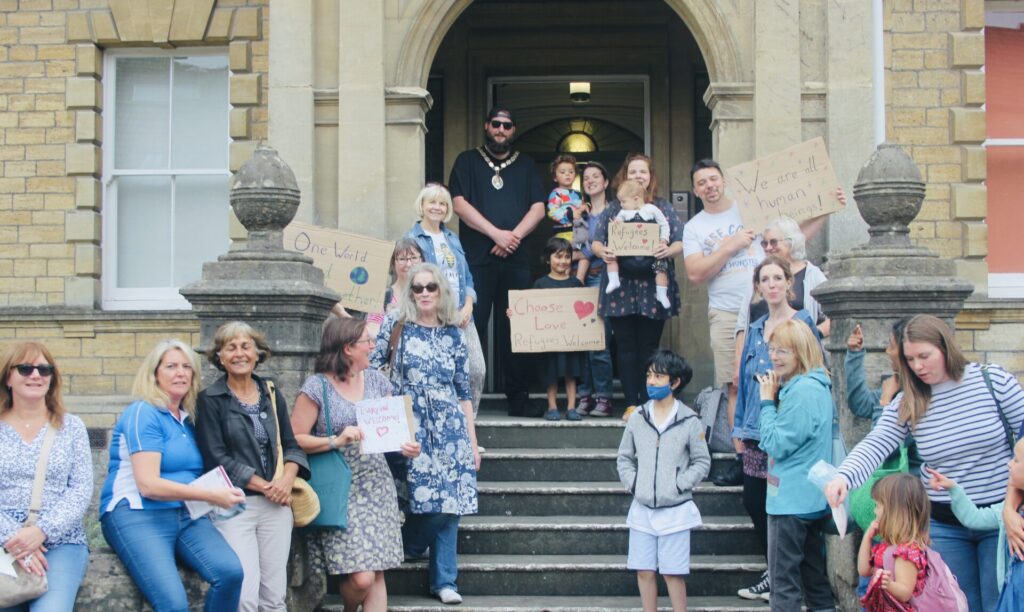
[477,147,519,190]
[10,410,46,429]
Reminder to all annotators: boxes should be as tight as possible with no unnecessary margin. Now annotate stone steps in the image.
[323,594,769,611]
[478,448,736,482]
[477,480,744,516]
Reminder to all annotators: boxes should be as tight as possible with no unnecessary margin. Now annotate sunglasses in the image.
[489,120,515,131]
[411,282,439,294]
[14,364,55,377]
[760,238,784,249]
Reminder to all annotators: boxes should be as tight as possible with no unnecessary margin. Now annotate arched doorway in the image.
[417,0,719,392]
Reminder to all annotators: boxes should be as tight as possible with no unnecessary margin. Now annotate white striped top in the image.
[838,363,1024,506]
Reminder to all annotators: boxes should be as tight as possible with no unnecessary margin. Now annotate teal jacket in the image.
[949,484,1011,589]
[759,368,833,516]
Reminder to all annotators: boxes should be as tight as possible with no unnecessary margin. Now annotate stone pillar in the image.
[385,86,432,237]
[812,144,974,609]
[180,145,339,404]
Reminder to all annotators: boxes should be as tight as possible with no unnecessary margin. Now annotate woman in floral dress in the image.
[291,317,421,612]
[371,262,481,606]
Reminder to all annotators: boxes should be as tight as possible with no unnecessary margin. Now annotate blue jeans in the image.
[577,273,613,399]
[403,512,460,593]
[929,518,999,612]
[0,544,89,612]
[101,500,243,612]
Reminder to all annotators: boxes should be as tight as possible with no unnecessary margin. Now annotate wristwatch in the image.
[328,435,339,449]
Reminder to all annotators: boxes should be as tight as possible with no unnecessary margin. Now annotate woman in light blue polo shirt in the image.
[99,339,245,612]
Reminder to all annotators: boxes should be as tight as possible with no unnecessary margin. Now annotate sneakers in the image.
[589,397,612,418]
[576,395,594,416]
[738,570,771,601]
[712,456,744,487]
[437,587,463,604]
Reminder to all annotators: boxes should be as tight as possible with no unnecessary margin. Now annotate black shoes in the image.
[712,456,744,487]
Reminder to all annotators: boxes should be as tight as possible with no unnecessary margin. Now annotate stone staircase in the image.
[322,396,769,612]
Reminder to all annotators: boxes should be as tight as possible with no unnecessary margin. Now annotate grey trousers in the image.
[463,322,486,416]
[214,494,293,612]
[766,514,836,612]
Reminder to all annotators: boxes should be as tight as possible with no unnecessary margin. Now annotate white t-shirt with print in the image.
[682,202,764,313]
[426,230,461,291]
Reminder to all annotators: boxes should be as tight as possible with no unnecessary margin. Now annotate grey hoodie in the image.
[617,399,711,509]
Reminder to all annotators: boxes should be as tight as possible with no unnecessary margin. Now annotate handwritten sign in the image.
[725,137,843,232]
[283,221,394,313]
[608,222,660,256]
[508,287,605,353]
[355,395,414,454]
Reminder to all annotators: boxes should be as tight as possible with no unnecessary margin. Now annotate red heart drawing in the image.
[641,239,648,244]
[574,301,595,319]
[376,426,390,437]
[635,224,644,229]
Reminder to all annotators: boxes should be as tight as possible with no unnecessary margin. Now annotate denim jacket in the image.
[406,221,477,309]
[734,309,818,441]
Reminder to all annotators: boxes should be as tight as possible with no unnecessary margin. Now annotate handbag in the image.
[0,425,55,607]
[849,444,910,531]
[304,375,353,529]
[265,381,320,528]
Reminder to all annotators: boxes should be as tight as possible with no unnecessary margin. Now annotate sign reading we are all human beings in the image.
[508,287,605,353]
[725,137,844,232]
[283,221,393,313]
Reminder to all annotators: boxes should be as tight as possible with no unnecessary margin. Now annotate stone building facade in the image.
[0,0,1021,421]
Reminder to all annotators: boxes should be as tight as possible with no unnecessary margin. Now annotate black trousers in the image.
[743,473,769,558]
[608,315,666,407]
[470,259,531,399]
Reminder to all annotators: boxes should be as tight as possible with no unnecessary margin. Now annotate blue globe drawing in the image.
[349,267,369,285]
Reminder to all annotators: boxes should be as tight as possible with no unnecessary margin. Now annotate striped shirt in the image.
[838,363,1024,506]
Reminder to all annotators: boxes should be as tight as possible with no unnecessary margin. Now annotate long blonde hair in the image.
[395,263,459,326]
[897,315,967,428]
[771,320,825,378]
[872,473,930,547]
[133,339,202,419]
[0,341,65,427]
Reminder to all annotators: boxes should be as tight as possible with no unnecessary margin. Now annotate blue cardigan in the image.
[406,221,476,309]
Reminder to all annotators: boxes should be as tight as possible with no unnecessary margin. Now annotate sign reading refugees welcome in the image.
[355,395,414,455]
[725,137,844,232]
[608,222,661,256]
[508,287,605,353]
[283,221,393,313]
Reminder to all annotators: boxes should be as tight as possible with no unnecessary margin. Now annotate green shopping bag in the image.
[848,444,909,531]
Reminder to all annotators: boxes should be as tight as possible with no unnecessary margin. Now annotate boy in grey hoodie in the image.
[617,350,711,612]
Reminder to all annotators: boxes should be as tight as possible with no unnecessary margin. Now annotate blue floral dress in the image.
[371,312,478,516]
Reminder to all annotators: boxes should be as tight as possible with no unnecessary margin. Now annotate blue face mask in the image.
[646,384,673,401]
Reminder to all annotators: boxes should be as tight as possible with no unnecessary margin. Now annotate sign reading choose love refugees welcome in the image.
[283,221,393,314]
[508,287,605,353]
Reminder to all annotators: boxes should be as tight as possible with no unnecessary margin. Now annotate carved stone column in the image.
[812,144,973,608]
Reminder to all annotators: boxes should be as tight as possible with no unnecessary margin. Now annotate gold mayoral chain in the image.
[477,147,519,190]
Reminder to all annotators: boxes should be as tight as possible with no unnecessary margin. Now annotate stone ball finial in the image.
[852,144,927,247]
[230,145,300,252]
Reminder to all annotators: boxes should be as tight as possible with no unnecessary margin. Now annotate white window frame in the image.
[101,48,231,311]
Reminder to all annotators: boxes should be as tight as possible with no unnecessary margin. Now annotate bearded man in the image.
[449,107,546,417]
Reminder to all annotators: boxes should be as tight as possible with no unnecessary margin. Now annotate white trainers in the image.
[737,570,771,601]
[437,587,463,604]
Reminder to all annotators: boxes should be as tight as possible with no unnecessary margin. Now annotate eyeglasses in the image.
[14,364,55,377]
[760,238,785,249]
[489,120,515,131]
[767,346,792,357]
[411,282,439,294]
[396,256,422,264]
[353,337,375,346]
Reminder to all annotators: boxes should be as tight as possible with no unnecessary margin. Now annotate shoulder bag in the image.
[0,425,56,607]
[303,375,352,529]
[980,364,1017,450]
[265,381,320,528]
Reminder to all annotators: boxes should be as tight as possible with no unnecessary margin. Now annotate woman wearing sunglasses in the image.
[370,263,480,605]
[0,342,92,611]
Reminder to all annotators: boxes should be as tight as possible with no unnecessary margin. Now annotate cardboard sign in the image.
[283,221,394,313]
[725,137,844,232]
[508,287,605,353]
[608,221,660,256]
[355,395,415,454]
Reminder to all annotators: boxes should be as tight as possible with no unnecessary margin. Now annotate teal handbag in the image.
[305,375,352,529]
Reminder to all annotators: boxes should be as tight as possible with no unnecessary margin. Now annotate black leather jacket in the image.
[195,373,310,494]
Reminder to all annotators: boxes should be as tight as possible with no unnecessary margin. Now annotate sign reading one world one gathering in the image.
[283,221,394,313]
[725,137,844,233]
[508,287,605,353]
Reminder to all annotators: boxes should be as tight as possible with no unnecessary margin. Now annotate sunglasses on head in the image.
[760,238,784,249]
[14,364,54,377]
[489,120,514,130]
[411,282,439,294]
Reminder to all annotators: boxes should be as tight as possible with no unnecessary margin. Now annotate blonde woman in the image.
[100,339,245,612]
[0,342,92,611]
[405,183,485,416]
